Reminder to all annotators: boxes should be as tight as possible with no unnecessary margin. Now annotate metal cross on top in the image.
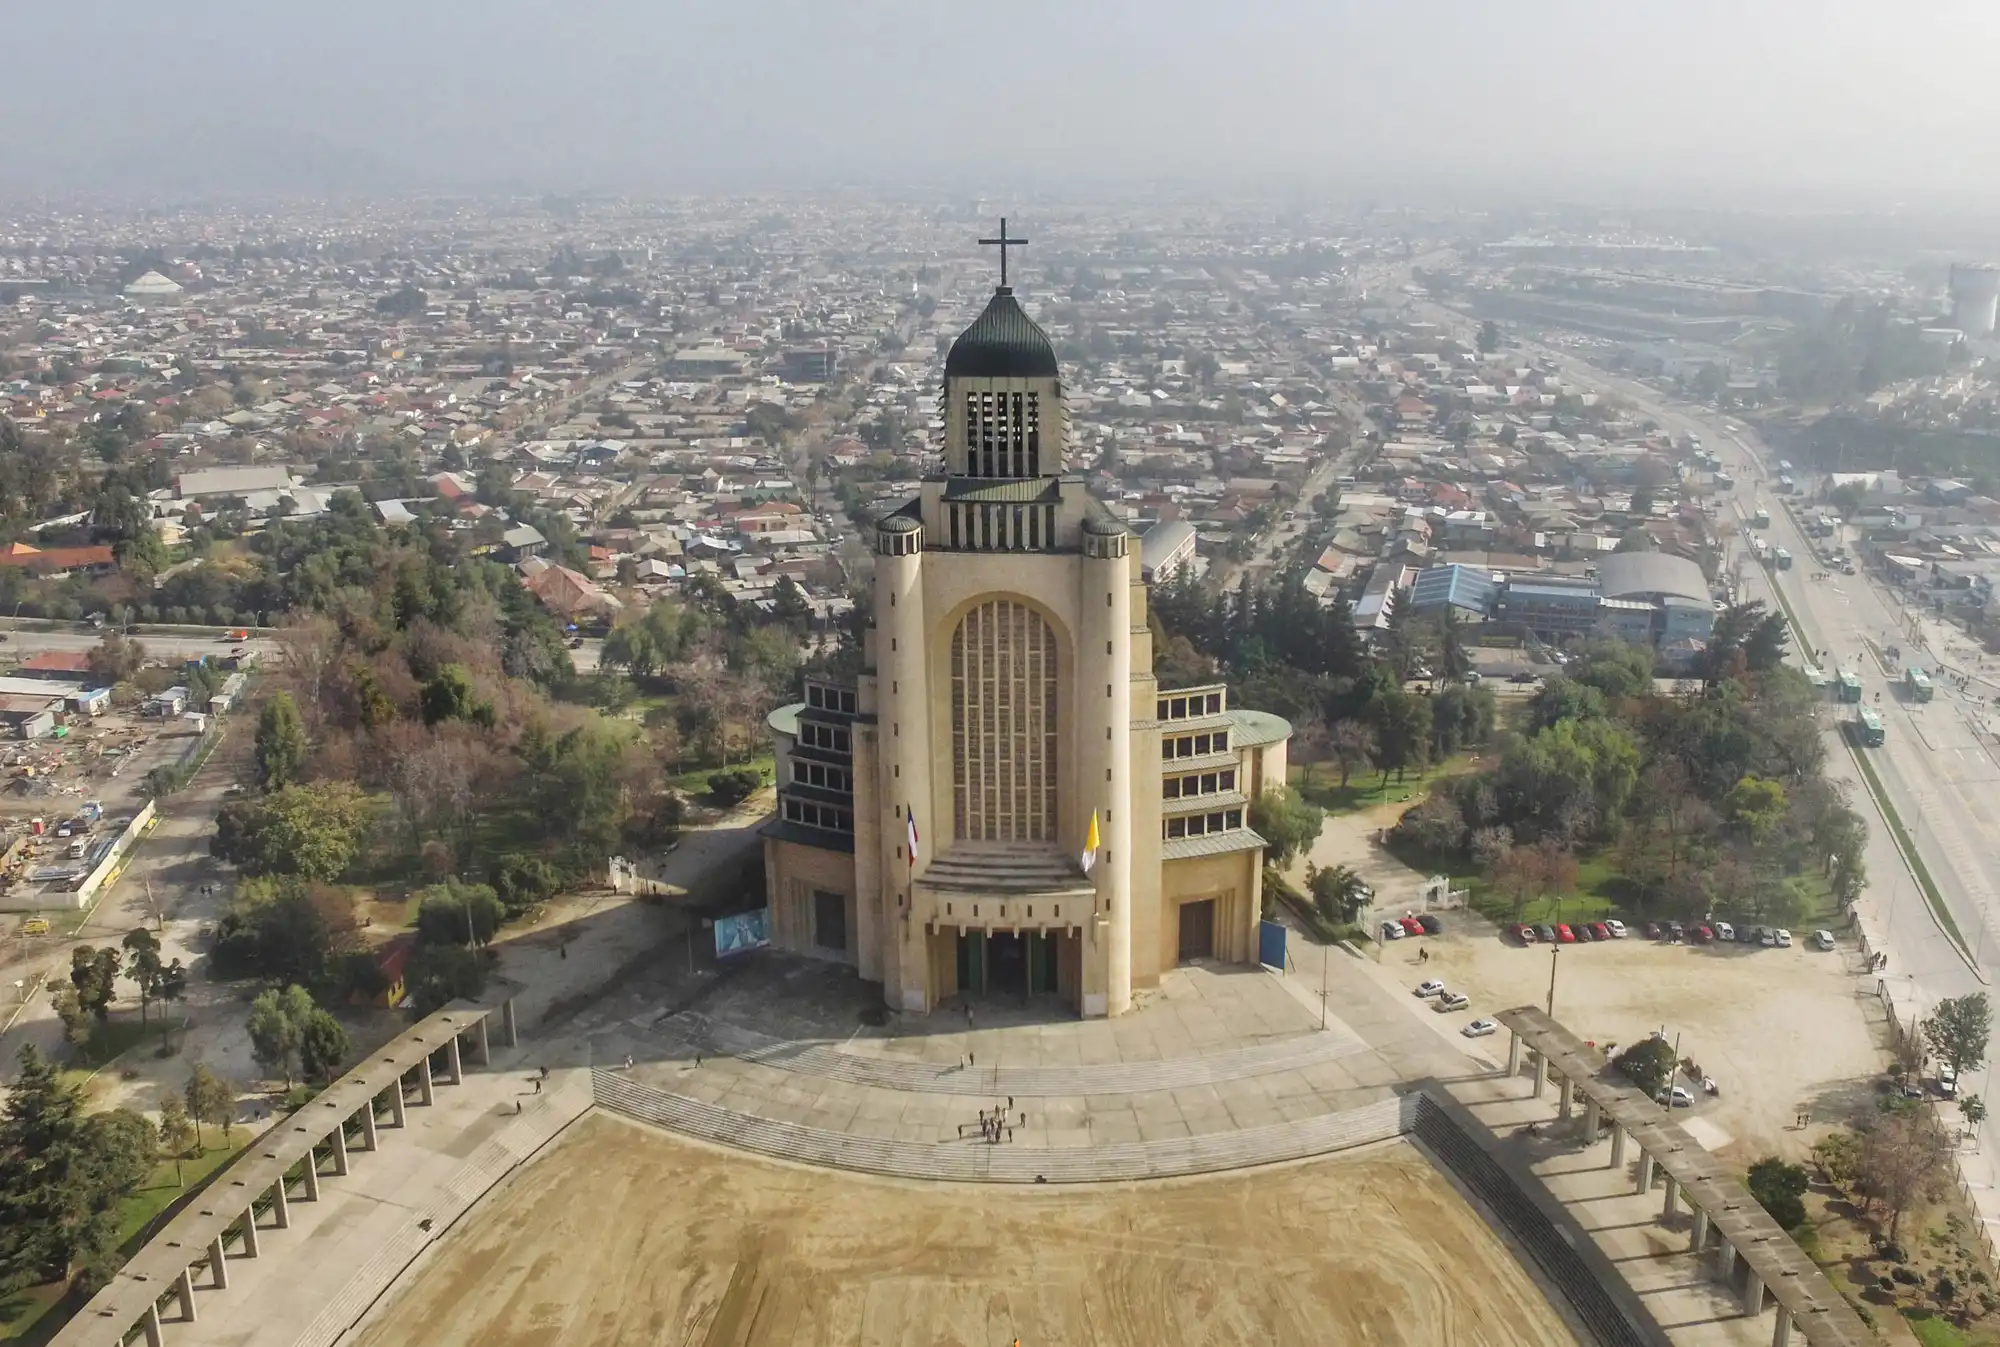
[978,217,1028,288]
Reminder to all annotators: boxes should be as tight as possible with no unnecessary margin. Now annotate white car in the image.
[1712,921,1735,941]
[1603,919,1627,939]
[1435,991,1469,1011]
[1813,929,1836,951]
[1380,920,1405,941]
[1774,928,1793,948]
[1657,1084,1695,1108]
[1462,1018,1499,1038]
[1940,1064,1960,1097]
[1413,979,1446,998]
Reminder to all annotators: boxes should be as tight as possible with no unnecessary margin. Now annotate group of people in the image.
[961,1098,1027,1145]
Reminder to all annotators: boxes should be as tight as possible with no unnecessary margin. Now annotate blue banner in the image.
[714,908,771,958]
[1258,919,1287,970]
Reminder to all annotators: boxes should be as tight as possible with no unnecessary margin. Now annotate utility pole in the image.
[1545,900,1561,1017]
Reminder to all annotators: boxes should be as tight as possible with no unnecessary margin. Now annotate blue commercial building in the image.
[1407,564,1497,619]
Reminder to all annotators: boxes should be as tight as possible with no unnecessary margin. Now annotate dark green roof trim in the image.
[941,478,1063,504]
[945,287,1059,379]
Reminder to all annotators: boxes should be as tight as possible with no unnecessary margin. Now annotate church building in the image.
[761,227,1291,1017]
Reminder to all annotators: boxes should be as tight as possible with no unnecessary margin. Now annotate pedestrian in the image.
[560,944,567,960]
[533,1078,542,1094]
[968,1052,975,1067]
[1007,1096,1014,1111]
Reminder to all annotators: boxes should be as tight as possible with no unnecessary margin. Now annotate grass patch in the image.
[1292,755,1476,816]
[667,753,775,801]
[1849,741,1969,956]
[1902,1309,1973,1347]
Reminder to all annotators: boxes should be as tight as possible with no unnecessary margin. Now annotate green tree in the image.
[297,1009,351,1084]
[1305,863,1370,924]
[1325,719,1377,790]
[707,767,762,807]
[68,946,120,1023]
[1923,992,1992,1084]
[157,1095,197,1186]
[1723,776,1788,843]
[246,984,317,1089]
[419,663,494,727]
[771,575,811,624]
[405,943,488,1015]
[212,782,372,881]
[0,1045,154,1291]
[1476,319,1501,355]
[414,880,506,947]
[84,631,146,684]
[254,691,311,790]
[121,928,165,1025]
[1746,1156,1809,1231]
[489,853,563,916]
[1248,787,1325,866]
[183,1066,236,1149]
[1614,1036,1678,1098]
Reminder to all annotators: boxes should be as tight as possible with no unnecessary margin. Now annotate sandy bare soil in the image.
[1376,924,1886,1160]
[356,1113,1575,1347]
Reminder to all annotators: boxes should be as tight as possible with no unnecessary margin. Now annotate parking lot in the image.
[1365,910,1888,1162]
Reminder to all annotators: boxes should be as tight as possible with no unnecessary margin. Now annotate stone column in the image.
[1741,1269,1765,1315]
[1609,1123,1627,1169]
[142,1302,164,1347]
[207,1236,228,1289]
[1080,524,1134,1016]
[302,1150,321,1201]
[329,1120,349,1176]
[271,1176,290,1228]
[391,1076,408,1126]
[475,1016,490,1066]
[1582,1095,1600,1139]
[503,997,519,1048]
[1557,1073,1574,1119]
[1636,1148,1655,1194]
[1690,1205,1710,1252]
[445,1033,462,1085]
[176,1267,197,1321]
[360,1099,379,1151]
[1717,1238,1736,1284]
[1506,1030,1522,1078]
[1662,1174,1679,1218]
[1532,1050,1547,1098]
[873,518,931,1010]
[1772,1308,1792,1347]
[240,1207,259,1258]
[418,1053,434,1105]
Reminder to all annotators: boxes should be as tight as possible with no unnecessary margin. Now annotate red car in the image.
[1399,917,1424,938]
[1555,924,1577,943]
[1514,924,1537,944]
[1693,924,1715,943]
[1589,922,1612,941]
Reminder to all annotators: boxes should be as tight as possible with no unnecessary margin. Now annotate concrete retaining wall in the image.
[0,799,155,913]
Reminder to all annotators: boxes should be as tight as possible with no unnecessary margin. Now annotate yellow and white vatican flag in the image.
[1081,809,1101,875]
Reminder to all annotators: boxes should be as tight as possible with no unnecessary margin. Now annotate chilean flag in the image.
[907,808,920,867]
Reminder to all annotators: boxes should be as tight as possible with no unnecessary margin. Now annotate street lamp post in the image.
[1545,901,1562,1017]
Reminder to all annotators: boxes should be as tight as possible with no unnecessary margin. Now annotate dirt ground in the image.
[1374,923,1886,1161]
[356,1114,1577,1347]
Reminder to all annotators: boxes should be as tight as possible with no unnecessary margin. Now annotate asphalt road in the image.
[0,622,277,666]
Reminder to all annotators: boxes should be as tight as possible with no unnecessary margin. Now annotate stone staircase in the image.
[300,1073,593,1347]
[664,1012,1367,1097]
[914,844,1096,897]
[1410,1097,1659,1347]
[592,1068,1415,1183]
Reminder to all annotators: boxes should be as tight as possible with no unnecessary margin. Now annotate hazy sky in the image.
[9,0,2000,204]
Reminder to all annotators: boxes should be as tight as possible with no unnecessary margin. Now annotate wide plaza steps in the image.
[914,844,1096,898]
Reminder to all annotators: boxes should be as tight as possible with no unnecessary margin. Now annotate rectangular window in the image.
[1214,730,1229,752]
[1171,697,1187,719]
[1026,392,1041,475]
[1206,693,1222,714]
[1163,778,1180,799]
[1201,773,1217,794]
[840,691,856,713]
[807,686,822,708]
[1157,699,1169,720]
[1226,809,1243,829]
[1167,817,1187,839]
[1194,733,1211,755]
[1220,768,1236,791]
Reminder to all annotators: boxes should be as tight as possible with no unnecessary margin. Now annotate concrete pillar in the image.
[329,1119,350,1176]
[361,1098,379,1151]
[1507,1030,1522,1077]
[1772,1308,1792,1347]
[446,1033,463,1085]
[1717,1238,1736,1283]
[176,1268,197,1322]
[1662,1174,1678,1219]
[503,997,518,1048]
[240,1206,259,1258]
[475,1016,490,1066]
[1081,534,1134,1016]
[1532,1050,1547,1098]
[302,1150,321,1201]
[1691,1205,1710,1252]
[391,1075,408,1126]
[1741,1270,1765,1316]
[1636,1148,1655,1194]
[1609,1123,1627,1169]
[418,1053,434,1105]
[873,518,934,1010]
[271,1176,290,1228]
[1558,1073,1574,1119]
[142,1302,164,1347]
[207,1236,228,1289]
[1582,1095,1600,1140]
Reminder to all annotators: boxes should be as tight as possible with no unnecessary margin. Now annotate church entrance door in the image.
[1177,899,1216,963]
[988,932,1028,998]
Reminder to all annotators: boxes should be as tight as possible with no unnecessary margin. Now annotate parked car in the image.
[1416,913,1443,935]
[1813,929,1836,951]
[1774,928,1792,948]
[1534,924,1558,944]
[1656,1084,1695,1108]
[1463,1018,1499,1038]
[1555,924,1576,943]
[1399,917,1425,938]
[1589,922,1612,941]
[1692,924,1714,943]
[1759,927,1779,947]
[1940,1064,1960,1097]
[1737,925,1761,945]
[1645,922,1663,940]
[1713,921,1736,942]
[1436,991,1469,1011]
[1514,924,1538,944]
[1666,921,1686,943]
[1380,920,1405,941]
[1604,919,1627,939]
[1414,979,1446,998]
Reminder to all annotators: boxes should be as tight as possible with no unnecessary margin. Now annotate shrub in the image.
[490,853,563,915]
[707,767,763,807]
[1614,1035,1678,1098]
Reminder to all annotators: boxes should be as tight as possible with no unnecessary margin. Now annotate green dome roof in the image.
[945,287,1058,379]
